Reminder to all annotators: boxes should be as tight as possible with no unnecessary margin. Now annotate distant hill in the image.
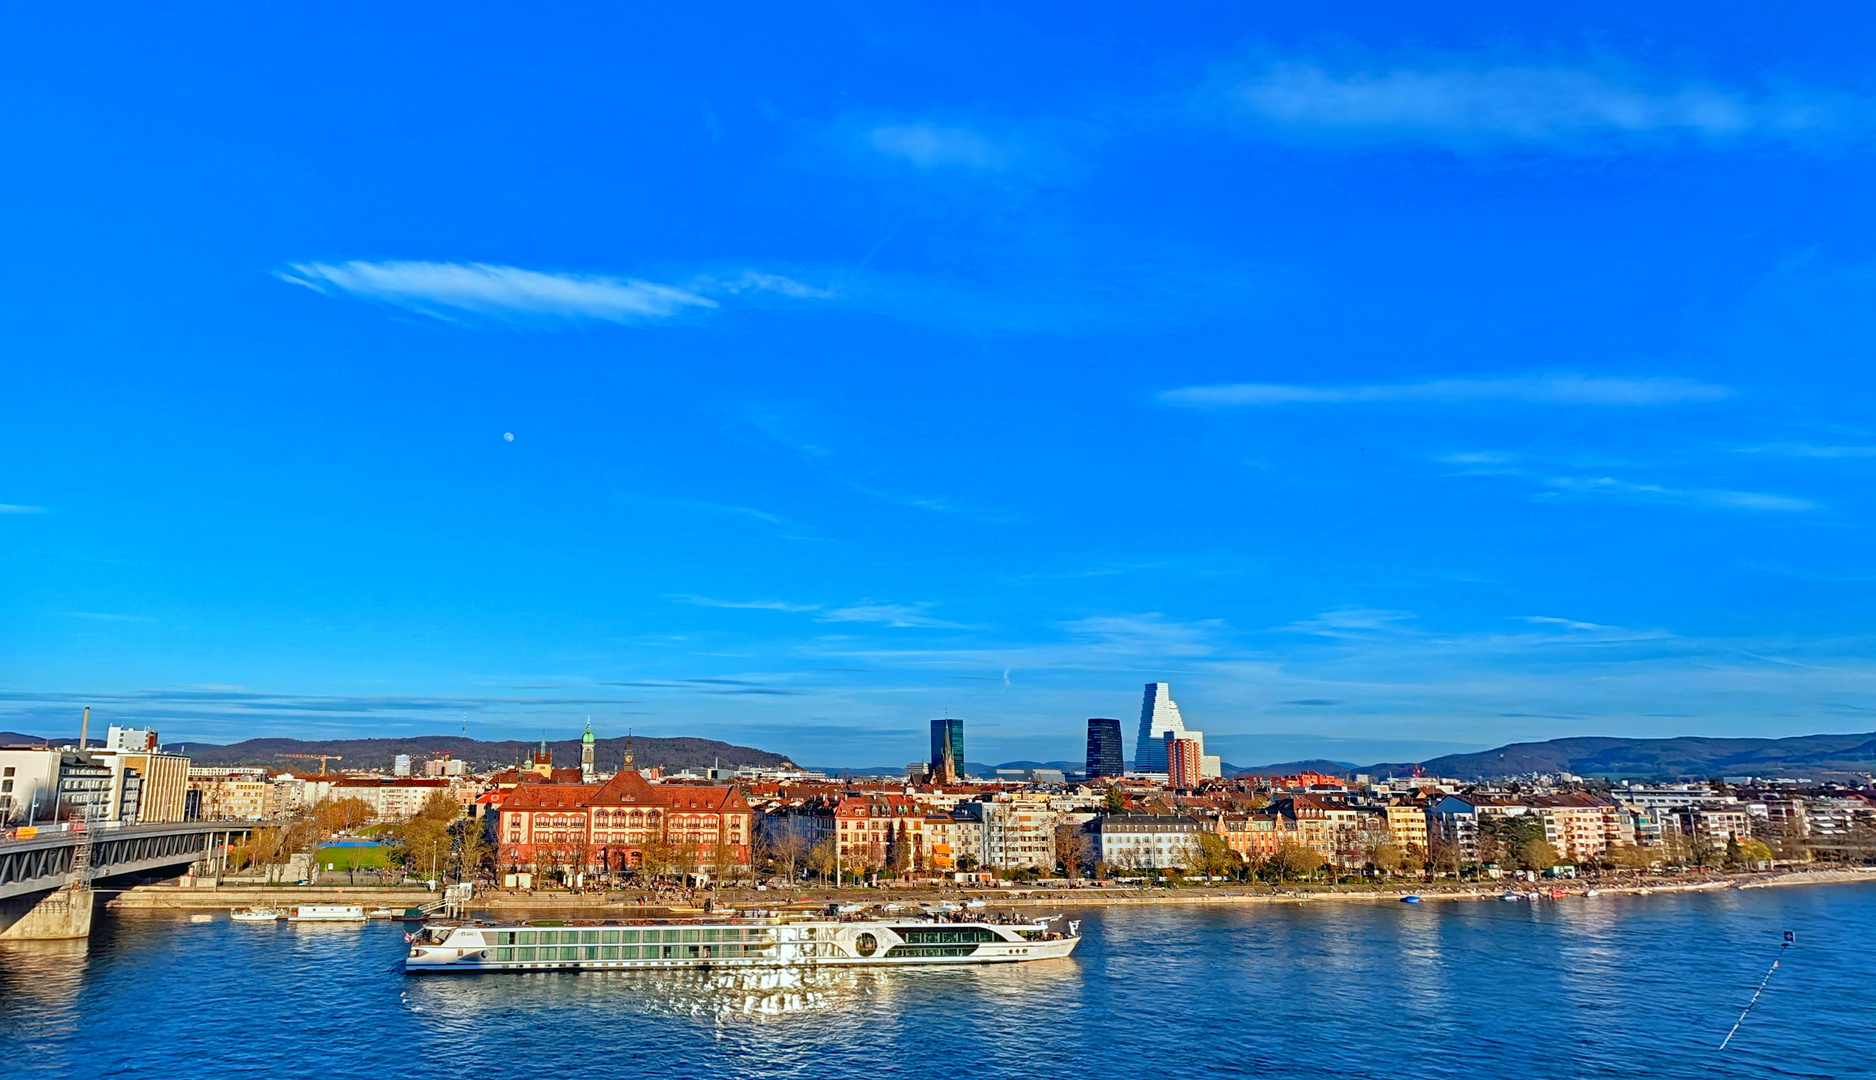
[160,734,792,773]
[1227,759,1361,778]
[1371,732,1876,782]
[0,731,53,746]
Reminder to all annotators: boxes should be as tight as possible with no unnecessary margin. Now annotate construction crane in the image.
[277,752,343,776]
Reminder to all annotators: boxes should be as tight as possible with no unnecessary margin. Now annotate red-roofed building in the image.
[497,752,753,879]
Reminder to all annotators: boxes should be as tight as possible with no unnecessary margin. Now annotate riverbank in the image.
[106,886,438,910]
[107,865,1876,915]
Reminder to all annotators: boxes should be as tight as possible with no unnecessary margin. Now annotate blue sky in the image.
[4,4,1876,767]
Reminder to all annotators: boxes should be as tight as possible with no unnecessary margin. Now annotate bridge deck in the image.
[0,822,251,904]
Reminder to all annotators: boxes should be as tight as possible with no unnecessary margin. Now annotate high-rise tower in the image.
[580,720,595,781]
[1085,718,1125,779]
[1134,683,1187,773]
[929,717,964,784]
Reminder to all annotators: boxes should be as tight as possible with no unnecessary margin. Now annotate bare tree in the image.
[764,818,810,882]
[1054,825,1089,880]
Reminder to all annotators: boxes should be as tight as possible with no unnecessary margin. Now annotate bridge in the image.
[0,820,252,940]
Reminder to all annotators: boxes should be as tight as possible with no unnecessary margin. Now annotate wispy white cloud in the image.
[1161,374,1730,408]
[1736,442,1876,459]
[0,504,46,514]
[819,601,967,629]
[1537,475,1815,512]
[667,595,822,613]
[1284,608,1417,638]
[1517,615,1609,632]
[1218,54,1857,151]
[1056,613,1224,657]
[1437,450,1817,514]
[667,594,967,629]
[279,261,826,325]
[869,123,1008,170]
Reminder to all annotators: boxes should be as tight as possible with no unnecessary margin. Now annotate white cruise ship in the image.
[404,913,1080,973]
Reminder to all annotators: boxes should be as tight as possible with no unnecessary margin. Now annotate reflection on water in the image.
[2,889,1871,1080]
[0,938,90,1014]
[408,949,1084,1026]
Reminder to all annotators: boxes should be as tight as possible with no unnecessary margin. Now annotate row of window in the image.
[494,944,775,962]
[884,944,979,957]
[485,927,770,946]
[896,928,998,944]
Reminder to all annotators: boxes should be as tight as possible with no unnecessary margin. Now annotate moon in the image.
[503,432,514,442]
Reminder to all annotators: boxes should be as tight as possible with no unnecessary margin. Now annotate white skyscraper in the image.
[1134,682,1187,773]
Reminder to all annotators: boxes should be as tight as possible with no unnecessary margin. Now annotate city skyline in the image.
[7,6,1876,767]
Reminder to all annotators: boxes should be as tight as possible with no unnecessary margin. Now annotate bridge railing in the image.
[3,818,262,845]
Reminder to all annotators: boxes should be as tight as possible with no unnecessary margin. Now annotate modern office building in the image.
[1134,683,1188,773]
[1085,718,1125,779]
[929,717,964,784]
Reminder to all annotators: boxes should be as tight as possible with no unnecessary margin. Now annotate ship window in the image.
[682,929,699,943]
[619,930,639,943]
[601,946,619,959]
[517,931,537,945]
[662,929,681,943]
[702,929,720,942]
[516,947,536,961]
[580,930,600,944]
[601,930,620,944]
[496,949,513,961]
[661,945,676,958]
[687,945,700,958]
[583,947,598,960]
[618,946,638,959]
[560,947,579,960]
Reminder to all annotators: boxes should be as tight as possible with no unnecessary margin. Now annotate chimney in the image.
[78,705,89,749]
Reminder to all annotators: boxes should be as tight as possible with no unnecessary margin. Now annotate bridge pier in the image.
[0,885,95,940]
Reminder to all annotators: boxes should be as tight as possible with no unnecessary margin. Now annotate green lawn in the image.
[315,845,391,871]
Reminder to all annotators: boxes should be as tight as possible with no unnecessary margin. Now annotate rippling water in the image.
[3,884,1868,1079]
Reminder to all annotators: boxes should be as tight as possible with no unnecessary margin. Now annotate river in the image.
[2,883,1868,1078]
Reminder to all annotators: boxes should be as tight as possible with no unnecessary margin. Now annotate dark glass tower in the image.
[1085,718,1125,779]
[929,717,964,782]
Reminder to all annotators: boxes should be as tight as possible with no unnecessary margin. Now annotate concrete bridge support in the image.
[0,886,95,940]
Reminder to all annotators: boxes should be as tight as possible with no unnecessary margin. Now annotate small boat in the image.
[189,913,214,924]
[1399,895,1422,904]
[231,907,283,923]
[920,901,961,913]
[1500,892,1521,901]
[1584,888,1602,897]
[367,908,397,919]
[287,904,366,923]
[964,899,987,909]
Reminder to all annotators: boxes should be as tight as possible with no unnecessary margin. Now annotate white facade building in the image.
[1134,683,1188,773]
[1090,814,1204,870]
[103,725,160,752]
